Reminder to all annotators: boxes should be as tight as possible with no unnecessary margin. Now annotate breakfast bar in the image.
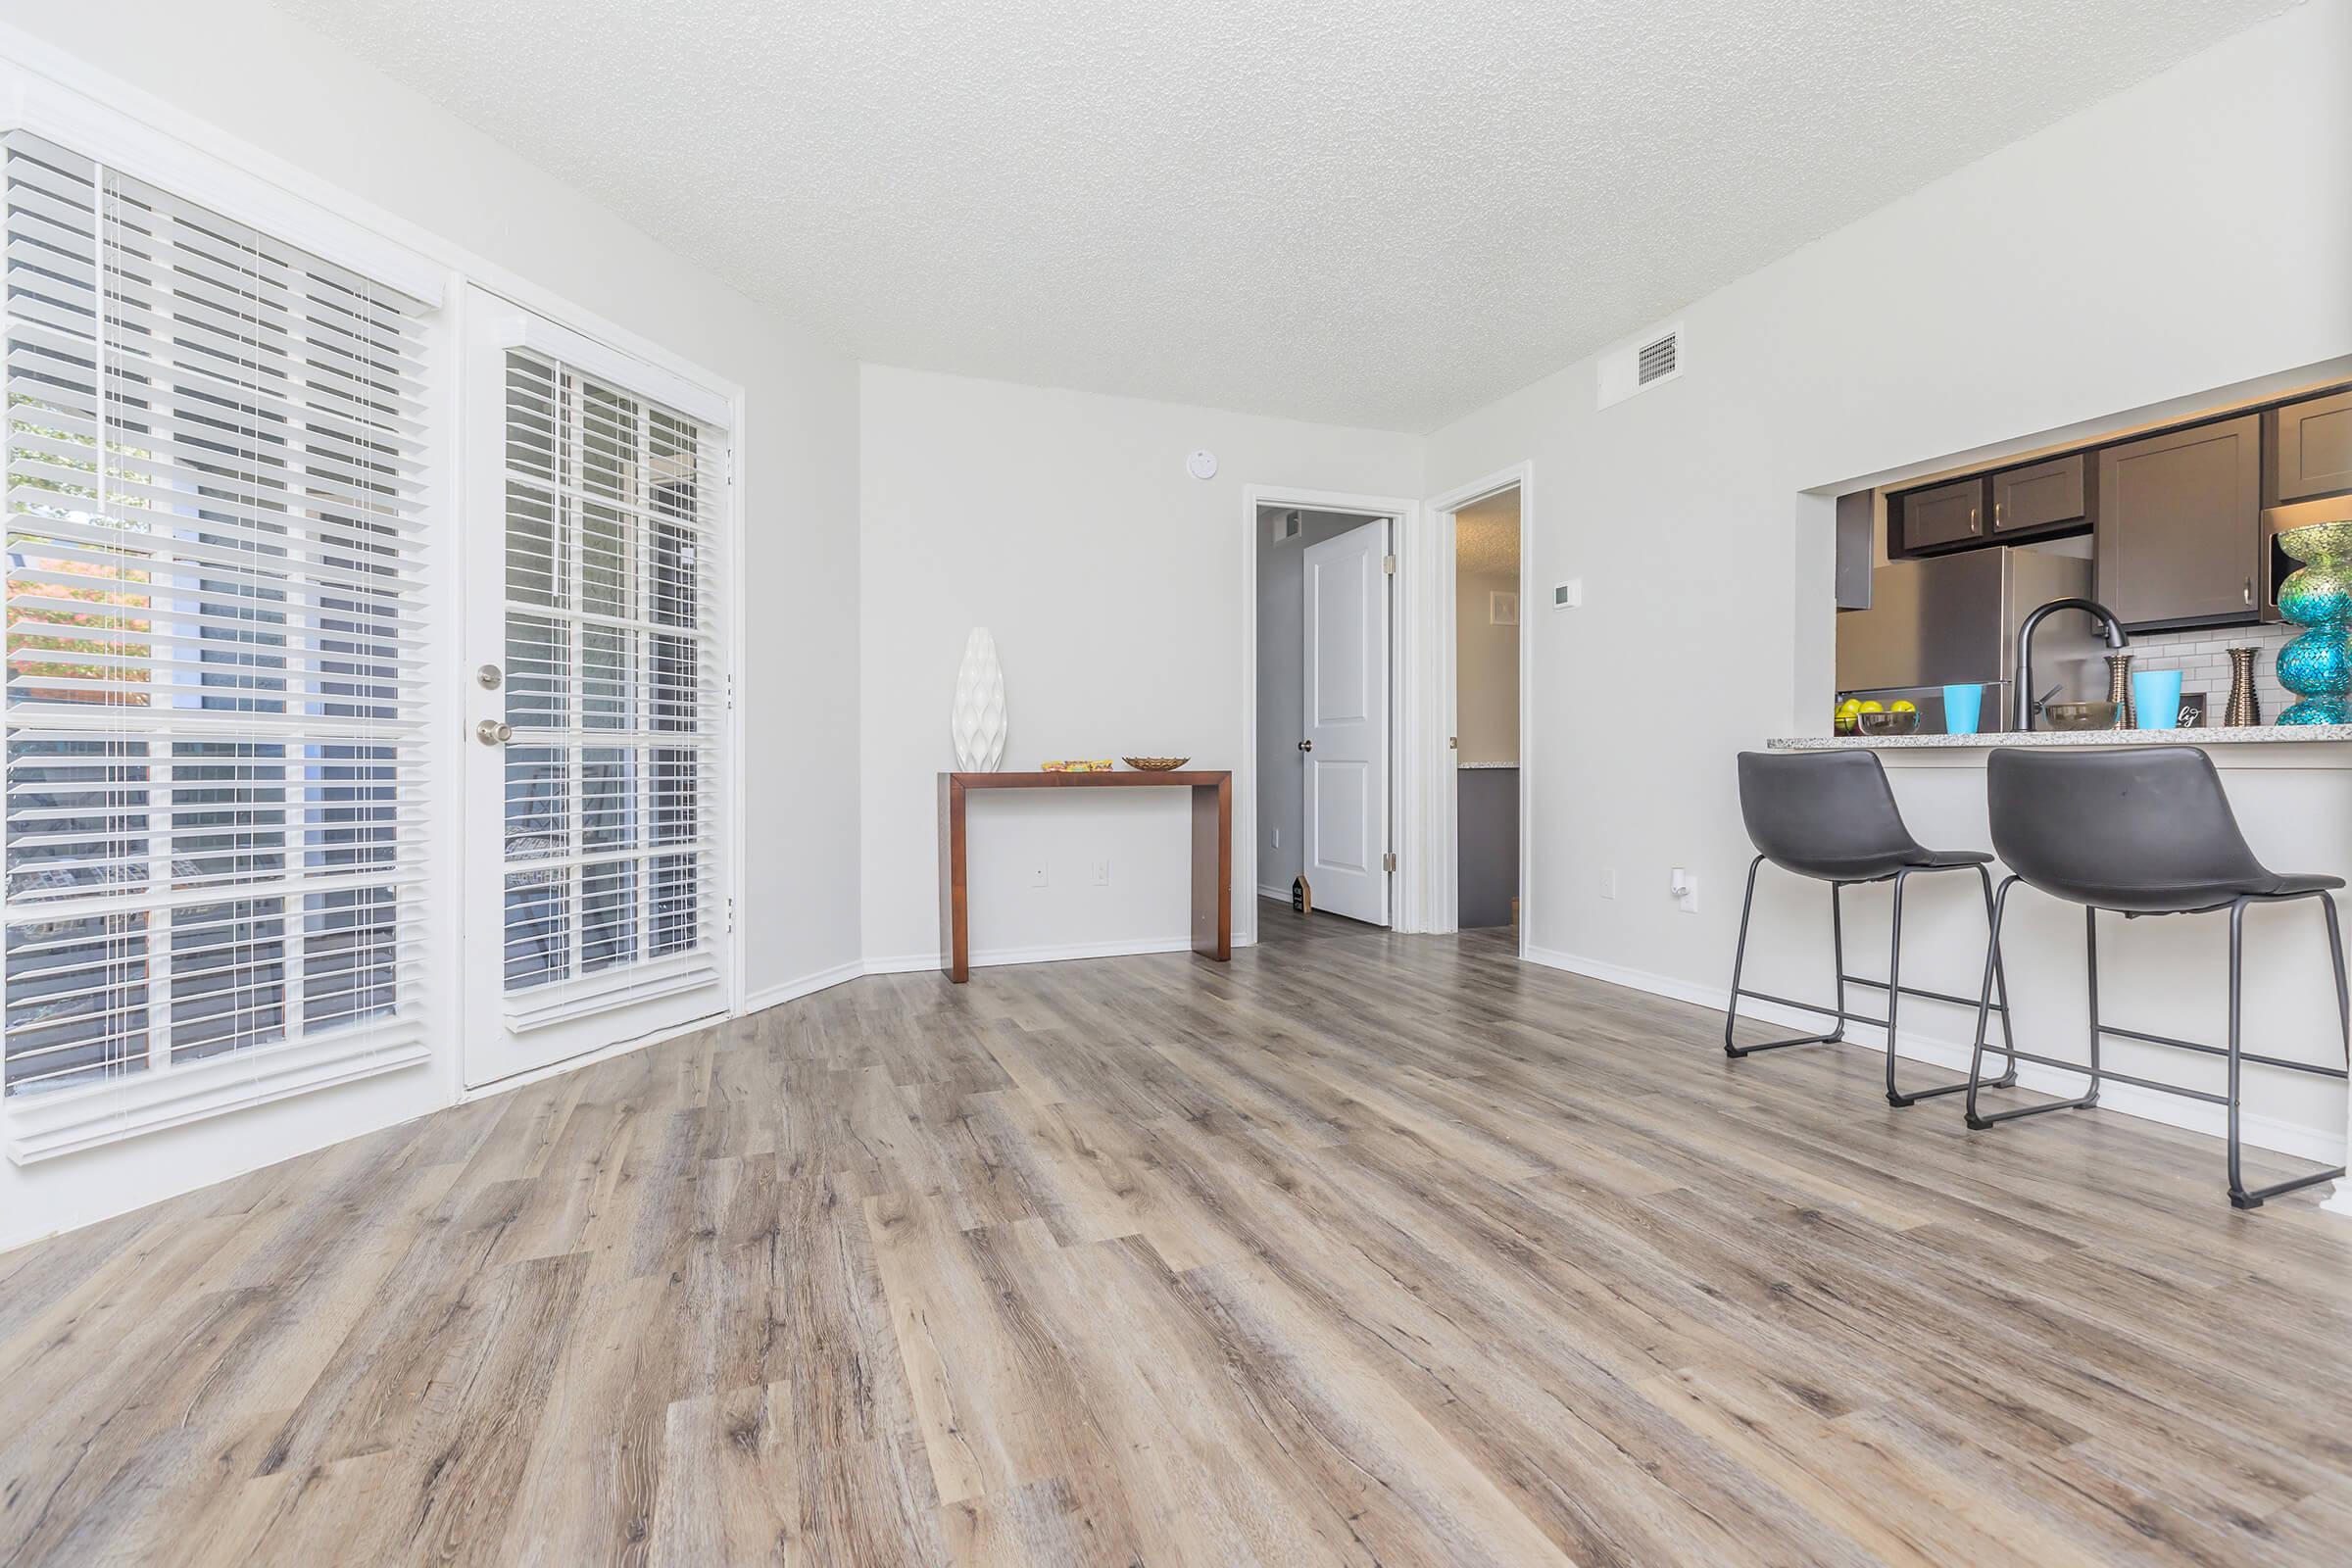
[1749,728,2352,1210]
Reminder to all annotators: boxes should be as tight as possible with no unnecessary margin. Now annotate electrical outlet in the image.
[1599,867,1617,900]
[1093,857,1110,887]
[1670,866,1699,913]
[1029,858,1049,889]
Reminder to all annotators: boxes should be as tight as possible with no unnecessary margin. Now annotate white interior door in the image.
[1302,518,1392,925]
[462,297,732,1088]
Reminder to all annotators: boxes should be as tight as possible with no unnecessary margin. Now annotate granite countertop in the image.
[1457,760,1521,769]
[1771,725,2352,750]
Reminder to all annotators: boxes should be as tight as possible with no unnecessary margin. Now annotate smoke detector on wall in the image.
[1596,322,1684,409]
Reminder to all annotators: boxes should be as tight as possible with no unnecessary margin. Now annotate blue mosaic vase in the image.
[2275,519,2352,725]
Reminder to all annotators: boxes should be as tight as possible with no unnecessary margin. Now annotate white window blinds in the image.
[3,132,433,1154]
[497,349,724,1024]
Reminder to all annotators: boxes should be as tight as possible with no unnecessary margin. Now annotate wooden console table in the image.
[938,770,1233,983]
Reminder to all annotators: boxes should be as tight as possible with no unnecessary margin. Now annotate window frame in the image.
[0,60,748,1162]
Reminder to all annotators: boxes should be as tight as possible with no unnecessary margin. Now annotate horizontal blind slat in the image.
[6,130,433,1107]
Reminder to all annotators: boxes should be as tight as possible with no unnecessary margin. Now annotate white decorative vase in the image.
[951,628,1007,770]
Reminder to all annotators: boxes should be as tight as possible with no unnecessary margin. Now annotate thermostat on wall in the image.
[1186,449,1218,480]
[1552,579,1583,609]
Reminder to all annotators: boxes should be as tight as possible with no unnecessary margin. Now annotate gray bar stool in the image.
[1964,746,2351,1208]
[1726,751,2016,1105]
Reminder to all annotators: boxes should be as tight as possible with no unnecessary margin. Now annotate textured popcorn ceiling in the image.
[271,0,2287,431]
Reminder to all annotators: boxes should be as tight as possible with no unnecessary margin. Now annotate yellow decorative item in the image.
[1041,759,1114,772]
[1121,756,1190,770]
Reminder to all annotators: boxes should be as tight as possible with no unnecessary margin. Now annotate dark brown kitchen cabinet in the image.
[2095,414,2262,629]
[2269,388,2352,504]
[1991,453,2085,534]
[1896,475,1985,551]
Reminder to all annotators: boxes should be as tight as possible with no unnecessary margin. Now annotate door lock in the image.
[475,663,504,690]
[1298,739,1313,752]
[476,719,514,746]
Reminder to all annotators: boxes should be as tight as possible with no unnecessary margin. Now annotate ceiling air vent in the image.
[1596,319,1686,408]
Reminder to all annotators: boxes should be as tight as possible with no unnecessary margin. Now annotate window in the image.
[2,132,433,1152]
[496,349,722,1018]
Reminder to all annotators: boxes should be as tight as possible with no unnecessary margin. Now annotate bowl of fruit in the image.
[1855,700,1920,736]
[1838,698,1919,736]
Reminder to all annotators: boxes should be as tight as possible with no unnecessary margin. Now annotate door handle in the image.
[1298,739,1313,752]
[476,719,514,746]
[2245,577,2255,608]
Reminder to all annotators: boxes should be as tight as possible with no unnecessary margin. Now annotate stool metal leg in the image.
[1883,868,1977,1106]
[1965,876,2019,1126]
[1724,857,1847,1058]
[1967,885,2103,1129]
[1956,883,2107,1128]
[2081,906,2105,1107]
[2324,893,2350,1074]
[1977,864,2020,1089]
[2229,895,2350,1209]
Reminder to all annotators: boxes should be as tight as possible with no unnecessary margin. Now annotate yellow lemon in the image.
[1889,700,1916,712]
[1856,700,1884,712]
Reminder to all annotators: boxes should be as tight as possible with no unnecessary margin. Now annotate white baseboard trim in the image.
[1523,945,2348,1169]
[1255,883,1290,903]
[741,960,865,1017]
[863,936,1200,976]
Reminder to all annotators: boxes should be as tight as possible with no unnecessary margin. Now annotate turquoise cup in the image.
[2132,668,2184,730]
[1941,684,1982,736]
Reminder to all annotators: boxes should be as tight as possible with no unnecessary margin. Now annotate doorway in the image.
[1254,503,1396,929]
[1453,488,1522,930]
[460,294,739,1089]
[1421,463,1535,953]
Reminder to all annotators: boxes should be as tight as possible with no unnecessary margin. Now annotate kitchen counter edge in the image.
[1770,725,2352,751]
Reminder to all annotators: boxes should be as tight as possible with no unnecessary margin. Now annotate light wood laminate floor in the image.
[2,901,2349,1565]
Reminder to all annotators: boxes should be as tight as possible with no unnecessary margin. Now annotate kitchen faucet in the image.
[2015,598,2129,731]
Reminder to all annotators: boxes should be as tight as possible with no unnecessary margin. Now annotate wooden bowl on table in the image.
[1121,756,1190,771]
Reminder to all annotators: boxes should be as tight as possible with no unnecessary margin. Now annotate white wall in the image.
[860,367,1421,965]
[1425,0,2352,1149]
[0,0,862,1248]
[1256,508,1377,896]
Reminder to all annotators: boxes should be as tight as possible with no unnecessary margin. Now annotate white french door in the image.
[1301,517,1392,925]
[460,297,732,1088]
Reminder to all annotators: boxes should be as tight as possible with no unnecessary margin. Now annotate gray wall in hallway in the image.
[1457,766,1520,928]
[1257,507,1383,895]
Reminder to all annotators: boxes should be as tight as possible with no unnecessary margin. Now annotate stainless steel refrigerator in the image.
[1837,547,2103,732]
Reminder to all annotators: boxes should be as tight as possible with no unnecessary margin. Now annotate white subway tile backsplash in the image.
[2130,622,2295,721]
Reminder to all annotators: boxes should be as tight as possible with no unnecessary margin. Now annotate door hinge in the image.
[726,896,737,934]
[1382,852,1397,873]
[725,671,736,711]
[1382,554,1397,575]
